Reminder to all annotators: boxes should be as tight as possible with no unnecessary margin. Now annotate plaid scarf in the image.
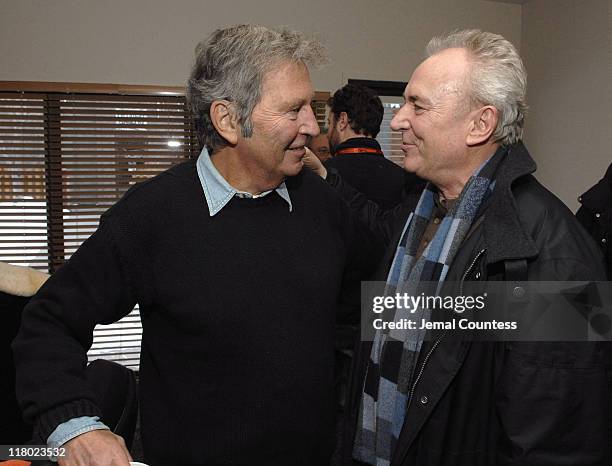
[353,151,503,465]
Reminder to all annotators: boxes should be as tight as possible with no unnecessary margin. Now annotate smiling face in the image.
[390,48,474,185]
[237,60,320,186]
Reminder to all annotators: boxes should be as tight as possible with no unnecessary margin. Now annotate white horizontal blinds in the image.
[377,101,404,166]
[312,100,327,128]
[311,92,330,130]
[56,93,196,259]
[53,93,197,370]
[91,310,143,370]
[0,93,49,270]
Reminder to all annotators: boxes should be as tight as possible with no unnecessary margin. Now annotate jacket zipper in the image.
[459,248,487,296]
[398,248,488,464]
[404,248,487,432]
[406,333,444,413]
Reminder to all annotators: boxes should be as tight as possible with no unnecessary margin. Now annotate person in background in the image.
[306,29,609,465]
[307,129,332,162]
[1,262,49,445]
[0,261,48,297]
[13,25,376,466]
[576,162,612,278]
[326,83,422,210]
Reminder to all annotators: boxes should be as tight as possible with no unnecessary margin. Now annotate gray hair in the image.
[426,29,528,146]
[187,25,328,153]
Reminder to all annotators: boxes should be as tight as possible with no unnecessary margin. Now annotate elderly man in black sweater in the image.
[13,25,377,466]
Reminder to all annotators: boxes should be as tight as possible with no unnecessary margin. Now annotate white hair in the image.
[426,29,528,145]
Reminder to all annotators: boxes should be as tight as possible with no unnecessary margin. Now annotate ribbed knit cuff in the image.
[35,399,102,444]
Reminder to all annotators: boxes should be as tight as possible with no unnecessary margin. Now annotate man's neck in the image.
[210,147,281,195]
[338,130,372,145]
[434,143,499,200]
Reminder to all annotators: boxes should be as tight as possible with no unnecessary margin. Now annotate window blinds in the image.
[0,89,198,370]
[377,101,404,166]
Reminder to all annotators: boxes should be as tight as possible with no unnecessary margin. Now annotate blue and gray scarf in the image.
[353,151,504,465]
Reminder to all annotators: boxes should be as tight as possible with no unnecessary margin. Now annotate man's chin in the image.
[402,156,420,174]
[281,159,304,177]
[281,149,306,172]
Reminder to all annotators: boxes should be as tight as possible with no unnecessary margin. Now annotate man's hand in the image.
[302,147,328,179]
[59,429,132,466]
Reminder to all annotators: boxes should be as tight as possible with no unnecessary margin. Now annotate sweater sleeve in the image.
[326,167,418,247]
[11,217,138,443]
[333,182,387,326]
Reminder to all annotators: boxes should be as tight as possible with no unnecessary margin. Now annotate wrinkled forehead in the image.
[405,48,471,101]
[261,59,311,88]
[261,61,314,93]
[258,60,314,102]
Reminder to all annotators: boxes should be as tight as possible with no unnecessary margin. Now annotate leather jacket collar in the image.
[481,141,539,265]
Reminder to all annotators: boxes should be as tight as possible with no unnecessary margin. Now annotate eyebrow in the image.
[286,93,314,109]
[405,94,432,106]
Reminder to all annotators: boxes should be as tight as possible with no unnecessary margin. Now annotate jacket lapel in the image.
[481,142,539,265]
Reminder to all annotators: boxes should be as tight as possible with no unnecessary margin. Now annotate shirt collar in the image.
[196,147,292,216]
[333,137,383,156]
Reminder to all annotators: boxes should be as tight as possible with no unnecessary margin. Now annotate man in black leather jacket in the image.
[306,29,610,466]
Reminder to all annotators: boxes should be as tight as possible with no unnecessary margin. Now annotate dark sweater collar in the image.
[333,137,383,156]
[481,141,540,264]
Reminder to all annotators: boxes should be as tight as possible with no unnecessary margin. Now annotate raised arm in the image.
[303,148,422,247]
[0,261,49,297]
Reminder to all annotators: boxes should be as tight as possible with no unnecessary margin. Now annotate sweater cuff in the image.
[35,398,103,444]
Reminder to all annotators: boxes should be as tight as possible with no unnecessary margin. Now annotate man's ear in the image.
[466,106,498,146]
[210,100,239,145]
[338,111,350,131]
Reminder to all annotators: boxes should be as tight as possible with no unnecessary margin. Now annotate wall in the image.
[522,0,611,211]
[0,0,521,91]
[5,0,609,211]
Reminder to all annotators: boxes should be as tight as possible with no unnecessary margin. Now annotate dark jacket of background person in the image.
[325,137,423,211]
[334,142,611,465]
[0,263,49,445]
[12,163,376,466]
[576,163,612,279]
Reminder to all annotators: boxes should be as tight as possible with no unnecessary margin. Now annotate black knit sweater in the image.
[13,160,371,465]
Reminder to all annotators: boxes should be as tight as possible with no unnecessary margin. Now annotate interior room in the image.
[1,0,610,464]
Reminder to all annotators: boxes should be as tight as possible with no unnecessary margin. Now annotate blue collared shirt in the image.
[196,147,292,216]
[47,416,108,461]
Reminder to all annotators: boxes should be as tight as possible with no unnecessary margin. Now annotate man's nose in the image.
[300,105,320,136]
[390,105,410,132]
